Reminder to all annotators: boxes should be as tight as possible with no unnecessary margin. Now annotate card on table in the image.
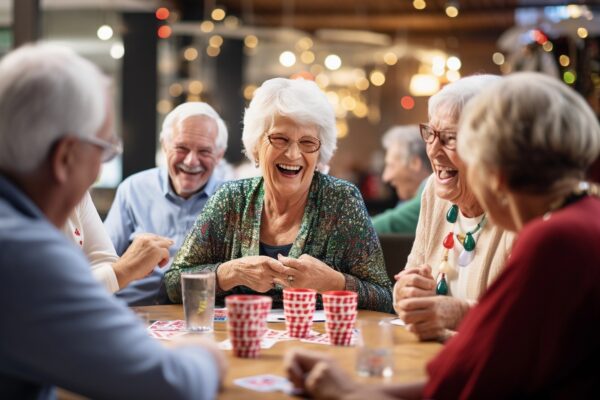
[234,374,295,393]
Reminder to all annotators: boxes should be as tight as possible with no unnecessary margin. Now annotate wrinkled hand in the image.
[277,254,345,292]
[217,256,292,292]
[285,349,357,400]
[113,234,173,289]
[395,295,470,341]
[165,335,227,390]
[393,265,435,310]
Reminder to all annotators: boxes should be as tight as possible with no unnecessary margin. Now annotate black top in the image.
[259,242,293,259]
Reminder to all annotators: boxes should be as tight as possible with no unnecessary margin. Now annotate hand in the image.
[112,234,173,289]
[217,256,291,292]
[165,336,227,390]
[393,265,435,311]
[277,254,345,292]
[284,349,357,399]
[395,296,471,341]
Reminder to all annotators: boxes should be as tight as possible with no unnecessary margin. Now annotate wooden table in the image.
[134,305,443,399]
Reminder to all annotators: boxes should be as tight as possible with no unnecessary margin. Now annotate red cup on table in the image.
[322,290,358,346]
[283,288,317,338]
[225,295,272,358]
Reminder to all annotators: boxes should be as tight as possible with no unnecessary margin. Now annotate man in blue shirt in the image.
[0,43,224,399]
[105,102,228,305]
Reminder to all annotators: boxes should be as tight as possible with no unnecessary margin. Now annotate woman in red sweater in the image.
[285,72,600,399]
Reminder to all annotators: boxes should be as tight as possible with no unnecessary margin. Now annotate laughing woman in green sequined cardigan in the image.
[165,78,392,312]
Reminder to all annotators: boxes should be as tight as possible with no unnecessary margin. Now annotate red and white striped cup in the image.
[322,290,358,346]
[225,295,272,358]
[283,288,317,338]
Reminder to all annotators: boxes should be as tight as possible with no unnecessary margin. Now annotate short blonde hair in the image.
[458,72,600,193]
[242,78,336,166]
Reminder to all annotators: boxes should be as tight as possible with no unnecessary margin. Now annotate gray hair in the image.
[458,72,600,193]
[382,125,430,171]
[160,102,228,151]
[242,78,336,166]
[428,74,501,124]
[0,43,109,173]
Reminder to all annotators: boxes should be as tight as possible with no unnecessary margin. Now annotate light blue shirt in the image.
[104,167,220,305]
[0,174,219,400]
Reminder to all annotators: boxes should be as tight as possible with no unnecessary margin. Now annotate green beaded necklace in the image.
[436,204,487,295]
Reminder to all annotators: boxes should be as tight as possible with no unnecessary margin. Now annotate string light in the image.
[413,0,426,10]
[445,1,459,18]
[157,25,172,39]
[211,8,226,21]
[324,54,342,71]
[155,7,169,20]
[492,52,505,66]
[97,25,113,40]
[279,51,296,67]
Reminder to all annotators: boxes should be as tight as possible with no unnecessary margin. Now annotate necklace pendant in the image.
[436,274,448,295]
[458,249,475,266]
[446,204,458,223]
[443,232,454,249]
[463,232,476,251]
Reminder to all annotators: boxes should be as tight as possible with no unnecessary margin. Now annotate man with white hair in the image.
[372,125,432,234]
[104,102,227,305]
[0,43,224,399]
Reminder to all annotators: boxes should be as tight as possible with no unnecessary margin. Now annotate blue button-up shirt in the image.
[0,174,219,400]
[104,167,221,305]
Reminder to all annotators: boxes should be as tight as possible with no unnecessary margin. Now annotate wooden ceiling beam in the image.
[252,11,515,33]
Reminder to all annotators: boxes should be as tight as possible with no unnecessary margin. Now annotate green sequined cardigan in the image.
[165,172,393,313]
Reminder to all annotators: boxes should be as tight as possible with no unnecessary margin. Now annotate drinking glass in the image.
[181,271,215,332]
[355,319,394,378]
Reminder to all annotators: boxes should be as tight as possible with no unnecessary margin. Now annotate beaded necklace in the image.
[436,204,487,295]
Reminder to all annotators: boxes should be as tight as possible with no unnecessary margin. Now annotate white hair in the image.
[428,74,501,124]
[160,102,228,151]
[0,43,109,173]
[382,125,429,169]
[242,78,336,166]
[458,72,600,193]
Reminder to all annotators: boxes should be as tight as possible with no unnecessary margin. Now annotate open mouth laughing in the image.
[435,164,458,183]
[276,163,303,176]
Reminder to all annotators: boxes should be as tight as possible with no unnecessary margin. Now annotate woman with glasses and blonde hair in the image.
[165,78,392,312]
[393,75,515,341]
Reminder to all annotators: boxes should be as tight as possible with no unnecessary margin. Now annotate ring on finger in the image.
[287,275,294,284]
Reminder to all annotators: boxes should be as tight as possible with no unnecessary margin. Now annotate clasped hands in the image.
[393,264,469,341]
[217,254,344,293]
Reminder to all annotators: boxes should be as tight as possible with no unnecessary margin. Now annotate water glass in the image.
[355,319,394,378]
[181,271,215,332]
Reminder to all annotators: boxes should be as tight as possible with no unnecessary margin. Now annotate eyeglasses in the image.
[79,135,123,162]
[266,133,321,154]
[419,123,457,150]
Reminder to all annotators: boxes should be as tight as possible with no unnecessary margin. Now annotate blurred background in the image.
[1,0,599,215]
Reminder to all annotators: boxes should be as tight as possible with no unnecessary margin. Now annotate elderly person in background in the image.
[165,78,392,312]
[104,102,227,305]
[393,75,515,341]
[285,71,600,399]
[63,191,174,293]
[0,43,224,400]
[372,125,431,234]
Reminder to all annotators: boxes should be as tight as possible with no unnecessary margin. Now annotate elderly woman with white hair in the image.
[165,78,392,312]
[393,75,515,341]
[285,71,600,399]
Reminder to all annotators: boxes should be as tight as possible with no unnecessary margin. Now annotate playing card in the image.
[390,318,406,326]
[147,328,187,341]
[214,308,227,322]
[234,374,294,393]
[148,320,186,331]
[218,337,278,350]
[300,329,359,346]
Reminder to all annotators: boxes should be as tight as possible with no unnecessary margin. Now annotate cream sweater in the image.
[406,178,515,301]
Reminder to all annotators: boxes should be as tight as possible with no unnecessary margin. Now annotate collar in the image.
[159,167,221,203]
[0,174,47,221]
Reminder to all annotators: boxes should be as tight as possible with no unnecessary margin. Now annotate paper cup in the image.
[322,291,358,346]
[283,288,317,338]
[225,295,272,358]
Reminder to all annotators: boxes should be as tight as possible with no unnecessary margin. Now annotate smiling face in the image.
[426,115,481,214]
[382,143,421,200]
[257,115,319,199]
[163,115,224,198]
